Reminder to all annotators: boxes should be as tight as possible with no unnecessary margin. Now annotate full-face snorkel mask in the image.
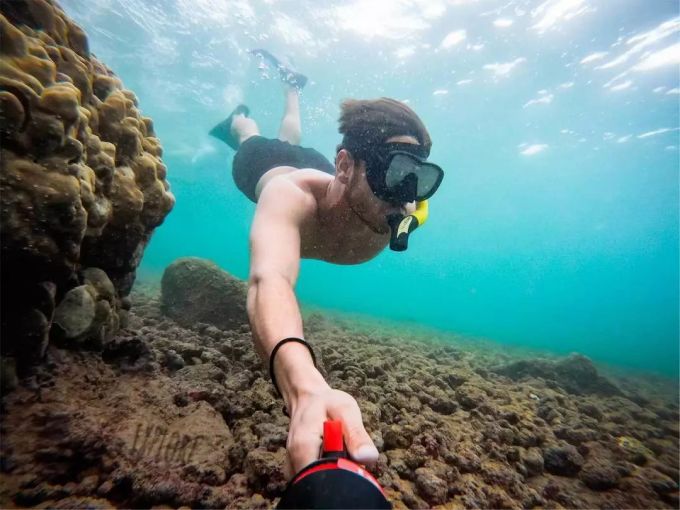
[338,140,444,251]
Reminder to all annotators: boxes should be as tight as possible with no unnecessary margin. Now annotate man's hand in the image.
[283,386,379,480]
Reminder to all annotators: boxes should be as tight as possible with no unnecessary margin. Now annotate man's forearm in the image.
[247,274,329,404]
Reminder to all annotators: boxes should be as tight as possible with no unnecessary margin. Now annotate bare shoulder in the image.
[255,170,322,223]
[256,168,331,217]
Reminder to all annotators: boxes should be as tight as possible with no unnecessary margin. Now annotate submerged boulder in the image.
[52,268,120,347]
[161,258,248,331]
[53,285,96,339]
[493,353,623,397]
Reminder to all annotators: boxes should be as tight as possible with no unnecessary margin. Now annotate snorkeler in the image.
[209,51,444,481]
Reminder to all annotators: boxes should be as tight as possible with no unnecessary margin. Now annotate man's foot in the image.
[249,48,308,90]
[209,104,250,150]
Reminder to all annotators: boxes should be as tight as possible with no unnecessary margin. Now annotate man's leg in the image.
[231,113,260,148]
[208,105,258,150]
[277,86,301,145]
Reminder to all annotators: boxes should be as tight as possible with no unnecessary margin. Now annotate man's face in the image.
[345,135,418,235]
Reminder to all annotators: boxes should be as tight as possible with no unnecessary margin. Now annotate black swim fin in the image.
[209,104,250,150]
[249,48,308,89]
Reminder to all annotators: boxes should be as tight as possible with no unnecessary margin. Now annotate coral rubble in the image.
[0,277,677,509]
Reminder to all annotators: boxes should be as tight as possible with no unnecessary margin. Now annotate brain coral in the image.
[0,0,175,372]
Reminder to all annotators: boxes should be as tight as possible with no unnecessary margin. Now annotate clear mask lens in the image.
[385,153,443,201]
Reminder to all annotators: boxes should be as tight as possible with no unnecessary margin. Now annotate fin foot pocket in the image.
[208,104,250,150]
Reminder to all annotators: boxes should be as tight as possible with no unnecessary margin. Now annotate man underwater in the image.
[209,49,444,480]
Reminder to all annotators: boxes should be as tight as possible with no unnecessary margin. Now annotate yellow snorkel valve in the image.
[387,200,429,251]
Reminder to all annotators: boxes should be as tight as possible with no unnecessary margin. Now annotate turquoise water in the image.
[64,0,678,377]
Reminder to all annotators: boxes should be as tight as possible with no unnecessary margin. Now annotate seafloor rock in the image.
[543,444,585,477]
[0,1,174,373]
[454,383,488,410]
[243,448,287,496]
[52,268,119,347]
[521,447,544,477]
[579,459,621,490]
[616,435,655,465]
[53,286,97,339]
[493,353,623,397]
[160,258,248,330]
[414,467,448,505]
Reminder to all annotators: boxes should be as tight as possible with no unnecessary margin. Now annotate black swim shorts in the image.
[232,136,335,203]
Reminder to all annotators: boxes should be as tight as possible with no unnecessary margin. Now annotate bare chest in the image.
[300,221,389,264]
[262,167,390,264]
[301,178,389,263]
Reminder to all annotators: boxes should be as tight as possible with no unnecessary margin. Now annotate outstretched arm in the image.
[247,176,379,479]
[247,176,326,405]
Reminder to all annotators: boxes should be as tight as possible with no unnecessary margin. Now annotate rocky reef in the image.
[0,261,677,509]
[0,0,174,374]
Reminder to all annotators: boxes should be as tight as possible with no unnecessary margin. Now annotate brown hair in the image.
[338,98,432,158]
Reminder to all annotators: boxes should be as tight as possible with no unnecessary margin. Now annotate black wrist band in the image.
[269,337,317,399]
